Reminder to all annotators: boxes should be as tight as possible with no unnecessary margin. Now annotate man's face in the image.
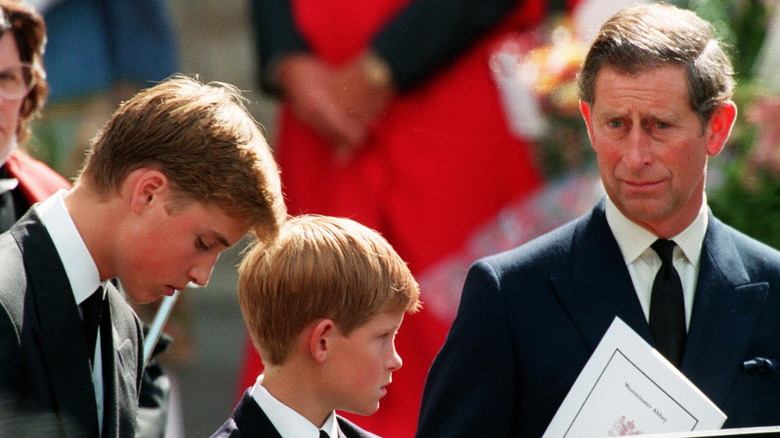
[0,31,25,160]
[322,311,405,415]
[117,199,248,304]
[580,64,734,236]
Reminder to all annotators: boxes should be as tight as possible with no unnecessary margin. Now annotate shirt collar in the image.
[250,375,339,438]
[0,164,18,196]
[0,177,18,195]
[605,195,708,266]
[35,189,102,305]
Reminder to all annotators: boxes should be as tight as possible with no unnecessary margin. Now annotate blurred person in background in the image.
[0,0,68,229]
[27,0,179,180]
[240,0,582,436]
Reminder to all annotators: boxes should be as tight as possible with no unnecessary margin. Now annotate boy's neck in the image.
[63,184,121,281]
[261,365,333,428]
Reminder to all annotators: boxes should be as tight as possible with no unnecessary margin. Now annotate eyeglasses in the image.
[0,63,35,100]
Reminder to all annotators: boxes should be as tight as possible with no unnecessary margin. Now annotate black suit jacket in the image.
[417,199,780,437]
[211,391,381,438]
[0,209,144,438]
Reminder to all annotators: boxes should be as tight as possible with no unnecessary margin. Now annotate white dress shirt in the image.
[605,196,708,330]
[250,375,340,438]
[36,189,108,435]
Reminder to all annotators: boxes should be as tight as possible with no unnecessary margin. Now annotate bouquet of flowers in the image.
[490,15,593,180]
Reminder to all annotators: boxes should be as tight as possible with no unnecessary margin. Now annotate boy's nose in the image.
[188,264,215,287]
[388,346,403,371]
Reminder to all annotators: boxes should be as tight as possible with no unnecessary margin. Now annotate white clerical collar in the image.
[605,195,708,267]
[250,375,339,438]
[35,189,102,305]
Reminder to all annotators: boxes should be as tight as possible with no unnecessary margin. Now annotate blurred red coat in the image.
[6,151,71,204]
[240,1,551,436]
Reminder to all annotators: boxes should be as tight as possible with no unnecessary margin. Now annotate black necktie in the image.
[81,287,104,365]
[649,239,686,366]
[319,431,330,438]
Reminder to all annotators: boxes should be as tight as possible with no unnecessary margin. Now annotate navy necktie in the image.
[81,287,104,365]
[649,239,686,366]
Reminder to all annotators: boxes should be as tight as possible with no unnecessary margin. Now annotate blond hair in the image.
[239,215,421,365]
[78,75,286,241]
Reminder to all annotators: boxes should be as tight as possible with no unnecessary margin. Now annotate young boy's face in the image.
[324,310,405,415]
[117,199,248,304]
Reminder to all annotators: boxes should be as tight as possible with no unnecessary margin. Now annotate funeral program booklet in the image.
[542,317,726,438]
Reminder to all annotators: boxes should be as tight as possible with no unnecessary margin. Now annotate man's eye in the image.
[608,120,623,128]
[196,238,209,251]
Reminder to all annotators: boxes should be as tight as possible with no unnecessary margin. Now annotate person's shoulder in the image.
[6,151,71,203]
[336,415,382,438]
[0,226,27,293]
[712,217,780,261]
[0,230,28,329]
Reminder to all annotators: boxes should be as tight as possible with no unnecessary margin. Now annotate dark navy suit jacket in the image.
[417,199,780,437]
[211,391,381,438]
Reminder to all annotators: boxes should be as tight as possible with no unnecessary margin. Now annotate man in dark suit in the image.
[417,3,780,437]
[0,75,286,438]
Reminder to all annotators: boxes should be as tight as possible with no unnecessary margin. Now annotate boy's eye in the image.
[196,237,209,251]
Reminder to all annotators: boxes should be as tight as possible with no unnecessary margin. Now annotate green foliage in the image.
[710,161,780,249]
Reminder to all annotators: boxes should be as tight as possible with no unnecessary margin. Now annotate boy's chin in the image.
[346,402,381,417]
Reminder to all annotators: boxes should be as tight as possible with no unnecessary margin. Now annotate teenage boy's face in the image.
[118,199,248,304]
[325,311,405,415]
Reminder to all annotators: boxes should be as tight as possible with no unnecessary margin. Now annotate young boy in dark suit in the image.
[0,74,286,438]
[212,215,420,438]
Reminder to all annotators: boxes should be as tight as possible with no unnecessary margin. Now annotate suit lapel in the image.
[553,201,653,352]
[102,282,141,438]
[100,295,116,438]
[14,212,100,438]
[681,217,768,406]
[232,391,284,437]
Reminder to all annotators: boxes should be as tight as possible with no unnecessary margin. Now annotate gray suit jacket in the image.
[418,198,780,437]
[0,209,144,438]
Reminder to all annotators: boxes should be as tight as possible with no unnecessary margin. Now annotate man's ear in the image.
[579,100,595,147]
[308,318,335,363]
[706,101,737,157]
[127,168,170,213]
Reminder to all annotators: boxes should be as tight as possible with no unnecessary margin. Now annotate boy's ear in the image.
[127,168,170,213]
[308,318,335,363]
